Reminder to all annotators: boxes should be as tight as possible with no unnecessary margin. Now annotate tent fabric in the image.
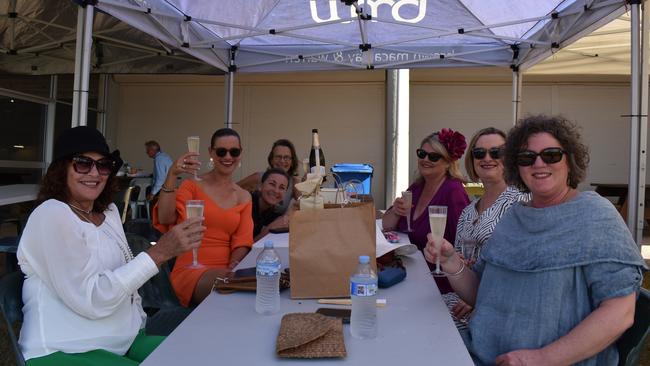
[92,0,628,73]
[0,0,222,74]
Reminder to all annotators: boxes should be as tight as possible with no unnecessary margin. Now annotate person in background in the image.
[446,127,527,338]
[154,128,253,307]
[145,140,173,200]
[237,139,299,214]
[252,168,293,241]
[382,128,470,294]
[18,126,204,365]
[424,115,645,365]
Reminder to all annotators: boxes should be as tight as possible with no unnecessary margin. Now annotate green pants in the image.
[27,331,165,366]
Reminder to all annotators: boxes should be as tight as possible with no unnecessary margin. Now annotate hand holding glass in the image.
[185,200,205,268]
[401,191,413,232]
[428,205,447,276]
[187,136,201,181]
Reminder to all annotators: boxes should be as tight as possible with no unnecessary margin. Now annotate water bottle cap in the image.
[264,241,274,249]
[359,255,369,264]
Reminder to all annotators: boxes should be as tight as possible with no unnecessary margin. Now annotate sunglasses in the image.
[472,147,503,160]
[416,148,443,162]
[213,147,242,158]
[516,147,566,166]
[72,155,115,176]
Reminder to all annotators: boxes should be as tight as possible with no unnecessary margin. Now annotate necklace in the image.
[68,203,94,224]
[68,202,92,214]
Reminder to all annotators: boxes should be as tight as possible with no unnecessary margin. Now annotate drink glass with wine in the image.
[185,200,205,268]
[428,205,447,277]
[187,136,201,181]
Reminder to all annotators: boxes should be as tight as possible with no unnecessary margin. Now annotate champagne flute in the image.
[401,191,413,232]
[461,238,479,268]
[185,200,205,268]
[428,205,447,276]
[187,136,202,181]
[302,158,310,176]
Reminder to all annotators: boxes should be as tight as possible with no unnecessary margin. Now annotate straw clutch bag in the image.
[276,313,346,358]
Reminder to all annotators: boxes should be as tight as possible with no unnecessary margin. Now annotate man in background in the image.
[145,140,173,201]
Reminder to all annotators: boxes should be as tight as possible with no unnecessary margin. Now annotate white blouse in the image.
[17,199,159,360]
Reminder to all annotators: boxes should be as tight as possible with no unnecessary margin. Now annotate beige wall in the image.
[110,69,637,209]
[111,72,387,207]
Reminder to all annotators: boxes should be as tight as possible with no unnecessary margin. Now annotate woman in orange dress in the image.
[154,128,253,307]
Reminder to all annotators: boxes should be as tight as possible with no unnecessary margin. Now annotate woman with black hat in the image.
[16,126,205,365]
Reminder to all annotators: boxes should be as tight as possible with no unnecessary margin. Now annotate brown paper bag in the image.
[289,202,376,299]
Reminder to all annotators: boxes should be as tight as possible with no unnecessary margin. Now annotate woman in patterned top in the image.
[444,127,526,334]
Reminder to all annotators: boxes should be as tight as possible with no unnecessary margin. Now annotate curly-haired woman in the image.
[424,115,646,365]
[383,128,470,294]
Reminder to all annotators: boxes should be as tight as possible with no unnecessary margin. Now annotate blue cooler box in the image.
[331,164,374,195]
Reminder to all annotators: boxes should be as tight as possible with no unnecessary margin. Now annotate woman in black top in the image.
[252,168,291,241]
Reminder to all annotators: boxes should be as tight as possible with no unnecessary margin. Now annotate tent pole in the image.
[44,75,57,174]
[627,0,648,246]
[385,70,398,208]
[512,68,522,125]
[225,47,235,128]
[225,71,234,128]
[385,69,410,209]
[71,3,94,127]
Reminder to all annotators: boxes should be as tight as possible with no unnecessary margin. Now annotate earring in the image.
[208,157,214,170]
[238,161,242,168]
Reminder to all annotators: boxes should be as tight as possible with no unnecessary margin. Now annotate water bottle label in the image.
[350,282,377,297]
[256,262,280,276]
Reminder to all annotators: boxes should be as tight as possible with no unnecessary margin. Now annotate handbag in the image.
[212,271,290,294]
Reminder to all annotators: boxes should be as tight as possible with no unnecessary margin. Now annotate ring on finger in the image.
[182,163,186,169]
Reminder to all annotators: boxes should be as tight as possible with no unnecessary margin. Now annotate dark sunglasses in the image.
[213,147,242,158]
[416,148,443,162]
[516,147,566,166]
[72,155,115,176]
[472,147,503,160]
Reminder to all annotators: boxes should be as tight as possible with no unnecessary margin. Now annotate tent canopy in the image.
[94,0,628,73]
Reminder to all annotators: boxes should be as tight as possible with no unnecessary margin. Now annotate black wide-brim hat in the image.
[53,126,123,173]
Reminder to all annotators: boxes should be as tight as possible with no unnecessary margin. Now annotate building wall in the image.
[111,70,634,209]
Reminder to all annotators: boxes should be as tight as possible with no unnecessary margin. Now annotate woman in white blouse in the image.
[17,126,205,365]
[444,127,526,333]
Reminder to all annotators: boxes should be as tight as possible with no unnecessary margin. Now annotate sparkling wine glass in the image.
[187,136,201,181]
[401,191,413,232]
[185,200,205,268]
[428,205,447,277]
[461,238,480,268]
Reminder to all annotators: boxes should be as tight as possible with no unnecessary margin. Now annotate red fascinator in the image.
[436,128,467,161]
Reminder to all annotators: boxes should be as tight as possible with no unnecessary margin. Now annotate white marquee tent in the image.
[1,0,648,243]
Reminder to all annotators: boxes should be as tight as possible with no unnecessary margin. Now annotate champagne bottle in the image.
[309,129,326,177]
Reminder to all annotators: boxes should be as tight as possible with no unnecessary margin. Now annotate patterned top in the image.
[454,186,528,254]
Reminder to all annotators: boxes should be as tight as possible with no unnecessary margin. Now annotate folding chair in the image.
[0,271,26,366]
[617,287,650,366]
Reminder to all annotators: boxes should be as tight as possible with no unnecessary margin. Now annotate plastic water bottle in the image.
[350,255,377,339]
[255,241,281,315]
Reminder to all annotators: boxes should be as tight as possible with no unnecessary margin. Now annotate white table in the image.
[141,250,473,365]
[0,184,38,206]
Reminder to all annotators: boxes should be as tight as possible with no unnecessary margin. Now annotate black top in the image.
[252,191,282,237]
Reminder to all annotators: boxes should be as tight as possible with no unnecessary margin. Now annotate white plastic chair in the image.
[129,177,152,220]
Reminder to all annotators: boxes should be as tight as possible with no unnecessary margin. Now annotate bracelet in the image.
[160,184,176,193]
[445,262,466,277]
[431,261,465,277]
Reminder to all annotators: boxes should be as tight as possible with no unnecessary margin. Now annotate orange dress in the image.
[153,179,253,306]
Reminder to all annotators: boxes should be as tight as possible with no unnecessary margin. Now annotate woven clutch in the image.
[276,313,347,358]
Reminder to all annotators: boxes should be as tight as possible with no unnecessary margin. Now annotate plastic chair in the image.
[129,178,152,220]
[617,287,650,366]
[113,186,134,224]
[0,271,26,366]
[126,234,181,310]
